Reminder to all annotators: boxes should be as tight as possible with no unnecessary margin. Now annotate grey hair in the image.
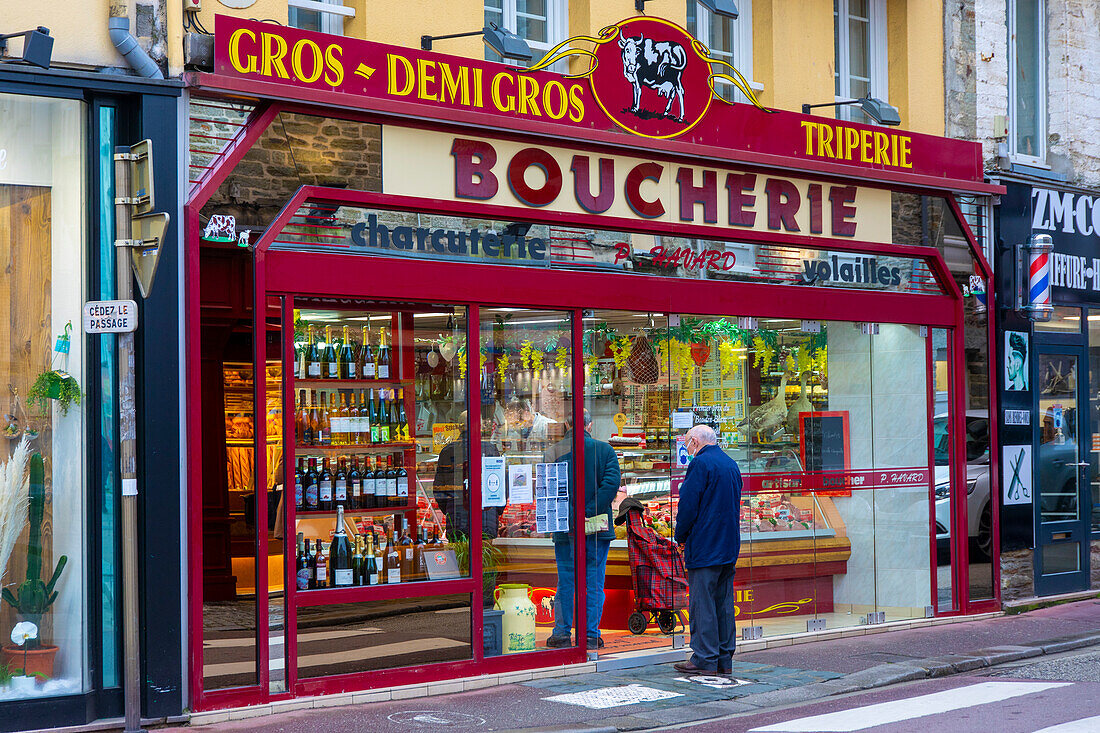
[687,424,718,445]
[583,408,592,427]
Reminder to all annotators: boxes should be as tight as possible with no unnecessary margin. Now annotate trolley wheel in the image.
[627,612,649,635]
[656,611,678,635]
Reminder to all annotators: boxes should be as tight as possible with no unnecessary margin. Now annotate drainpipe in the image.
[109,3,163,78]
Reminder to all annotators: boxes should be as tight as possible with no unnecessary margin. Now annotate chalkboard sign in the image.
[798,412,851,493]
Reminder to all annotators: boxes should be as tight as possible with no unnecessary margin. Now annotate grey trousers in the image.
[687,563,736,670]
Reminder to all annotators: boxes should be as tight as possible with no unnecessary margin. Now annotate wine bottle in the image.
[349,391,362,446]
[351,534,365,586]
[385,455,398,506]
[305,538,317,589]
[359,326,376,379]
[306,325,321,379]
[396,387,409,441]
[319,457,333,512]
[368,389,381,444]
[340,325,357,380]
[322,325,338,379]
[364,533,379,585]
[294,457,305,511]
[379,391,391,443]
[334,457,348,511]
[398,516,414,581]
[396,454,409,505]
[296,389,308,445]
[348,455,362,511]
[295,338,305,380]
[308,390,320,446]
[304,457,320,511]
[315,540,327,589]
[330,505,354,587]
[317,391,330,446]
[296,533,310,590]
[385,525,401,583]
[329,392,343,446]
[413,526,427,582]
[362,456,377,509]
[377,326,391,379]
[375,529,387,584]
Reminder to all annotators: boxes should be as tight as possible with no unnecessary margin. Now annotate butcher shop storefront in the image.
[184,14,1001,712]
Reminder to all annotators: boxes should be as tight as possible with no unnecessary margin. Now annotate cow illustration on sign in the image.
[618,35,688,121]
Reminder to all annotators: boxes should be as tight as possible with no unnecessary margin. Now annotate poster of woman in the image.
[1005,331,1029,391]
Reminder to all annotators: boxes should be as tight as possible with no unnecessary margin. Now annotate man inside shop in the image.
[433,410,503,539]
[544,409,621,650]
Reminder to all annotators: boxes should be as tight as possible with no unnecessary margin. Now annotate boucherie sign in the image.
[212,15,984,185]
[381,128,892,243]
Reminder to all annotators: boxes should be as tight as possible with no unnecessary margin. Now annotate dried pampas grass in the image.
[0,436,32,587]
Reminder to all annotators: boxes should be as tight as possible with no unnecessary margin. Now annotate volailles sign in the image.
[212,15,984,184]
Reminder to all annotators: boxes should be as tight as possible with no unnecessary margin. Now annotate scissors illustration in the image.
[1008,451,1026,500]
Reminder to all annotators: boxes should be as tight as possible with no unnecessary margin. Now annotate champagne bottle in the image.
[396,387,409,441]
[322,325,338,379]
[377,327,391,379]
[385,455,398,506]
[306,325,321,379]
[396,454,409,505]
[319,457,333,512]
[352,534,365,586]
[330,505,354,587]
[340,325,357,380]
[359,326,376,379]
[305,538,317,589]
[334,457,348,511]
[296,533,310,590]
[294,457,305,511]
[315,540,327,589]
[348,455,362,511]
[385,525,401,583]
[304,457,319,511]
[364,533,379,585]
[368,389,381,444]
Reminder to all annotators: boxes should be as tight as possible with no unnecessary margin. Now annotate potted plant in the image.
[26,370,81,417]
[1,453,67,679]
[6,622,42,694]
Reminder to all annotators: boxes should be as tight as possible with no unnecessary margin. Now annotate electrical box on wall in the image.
[993,115,1008,139]
[184,0,201,11]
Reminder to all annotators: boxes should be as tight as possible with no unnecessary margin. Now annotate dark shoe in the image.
[586,636,605,650]
[718,665,732,674]
[674,661,716,674]
[546,635,571,648]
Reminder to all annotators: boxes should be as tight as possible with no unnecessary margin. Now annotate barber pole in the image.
[1022,233,1053,321]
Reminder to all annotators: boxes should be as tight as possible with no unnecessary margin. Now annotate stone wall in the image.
[1001,547,1034,601]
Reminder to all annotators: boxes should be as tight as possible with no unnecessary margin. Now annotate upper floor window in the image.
[485,0,567,69]
[288,0,352,36]
[834,0,887,123]
[687,0,755,103]
[1009,0,1046,161]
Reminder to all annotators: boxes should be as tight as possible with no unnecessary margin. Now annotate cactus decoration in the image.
[1,454,67,649]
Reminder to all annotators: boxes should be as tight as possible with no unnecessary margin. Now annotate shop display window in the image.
[0,93,88,701]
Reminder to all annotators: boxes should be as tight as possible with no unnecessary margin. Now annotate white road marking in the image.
[749,681,1072,732]
[544,684,683,709]
[1030,715,1100,733]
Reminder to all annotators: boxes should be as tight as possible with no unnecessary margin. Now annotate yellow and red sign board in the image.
[213,15,985,186]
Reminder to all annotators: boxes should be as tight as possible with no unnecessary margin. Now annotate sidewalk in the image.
[191,599,1100,733]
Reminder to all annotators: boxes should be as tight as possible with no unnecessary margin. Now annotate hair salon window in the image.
[686,0,755,103]
[833,0,888,124]
[1008,0,1046,162]
[484,0,567,70]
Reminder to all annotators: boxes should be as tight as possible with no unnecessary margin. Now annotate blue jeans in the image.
[553,537,611,641]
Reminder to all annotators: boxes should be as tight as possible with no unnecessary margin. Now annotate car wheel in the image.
[976,502,992,560]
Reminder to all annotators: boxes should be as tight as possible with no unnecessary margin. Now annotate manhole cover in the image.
[674,675,753,689]
[387,711,486,727]
[544,684,683,709]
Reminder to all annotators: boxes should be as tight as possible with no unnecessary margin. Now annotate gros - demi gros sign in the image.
[211,15,985,187]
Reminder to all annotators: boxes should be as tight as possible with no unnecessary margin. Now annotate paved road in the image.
[676,648,1100,733]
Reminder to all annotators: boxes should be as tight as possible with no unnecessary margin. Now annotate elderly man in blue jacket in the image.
[674,424,742,674]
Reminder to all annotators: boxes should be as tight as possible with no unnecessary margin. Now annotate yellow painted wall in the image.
[754,0,836,114]
[197,0,289,40]
[5,0,119,69]
[887,0,945,135]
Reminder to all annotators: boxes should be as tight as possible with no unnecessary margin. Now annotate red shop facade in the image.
[185,15,1003,713]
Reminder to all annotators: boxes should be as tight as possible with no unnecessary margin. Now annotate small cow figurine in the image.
[619,34,689,121]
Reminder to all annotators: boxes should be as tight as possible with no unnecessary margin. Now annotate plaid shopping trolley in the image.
[615,497,688,635]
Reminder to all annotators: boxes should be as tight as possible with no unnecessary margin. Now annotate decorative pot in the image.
[1,644,58,679]
[690,341,712,367]
[8,675,36,695]
[493,583,536,654]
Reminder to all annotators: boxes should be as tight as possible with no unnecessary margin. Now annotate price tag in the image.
[83,300,138,333]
